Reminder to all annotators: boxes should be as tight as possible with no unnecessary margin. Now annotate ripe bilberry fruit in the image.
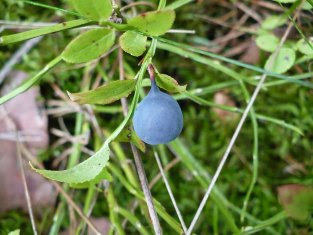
[133,66,183,145]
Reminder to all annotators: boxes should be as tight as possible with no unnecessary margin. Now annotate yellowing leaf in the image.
[70,0,112,21]
[62,28,115,64]
[31,144,110,184]
[128,10,175,36]
[120,31,147,56]
[156,73,186,93]
[68,80,136,105]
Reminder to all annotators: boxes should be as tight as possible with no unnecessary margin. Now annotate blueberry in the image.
[133,77,183,145]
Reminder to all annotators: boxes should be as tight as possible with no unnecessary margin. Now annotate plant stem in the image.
[0,55,62,105]
[132,144,163,235]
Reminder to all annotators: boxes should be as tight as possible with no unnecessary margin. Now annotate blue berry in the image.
[133,79,183,145]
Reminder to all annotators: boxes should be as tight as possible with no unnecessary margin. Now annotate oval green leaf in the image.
[70,0,112,21]
[31,144,110,184]
[265,47,296,74]
[62,28,115,63]
[68,79,136,104]
[261,15,286,30]
[256,34,279,52]
[70,168,112,188]
[128,10,175,36]
[296,38,313,55]
[156,73,186,93]
[120,31,147,57]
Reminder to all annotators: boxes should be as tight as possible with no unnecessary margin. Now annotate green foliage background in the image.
[0,0,313,234]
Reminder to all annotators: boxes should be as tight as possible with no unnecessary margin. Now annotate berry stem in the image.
[148,64,159,92]
[148,64,155,81]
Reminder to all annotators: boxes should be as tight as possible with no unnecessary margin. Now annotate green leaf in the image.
[115,125,146,152]
[296,38,313,55]
[8,229,20,235]
[278,185,313,221]
[261,15,286,30]
[0,19,90,45]
[70,168,112,188]
[265,47,295,74]
[31,144,110,184]
[119,31,147,57]
[256,34,279,52]
[62,28,115,63]
[156,73,186,93]
[68,80,136,104]
[128,10,175,36]
[302,2,313,10]
[70,0,112,21]
[0,56,62,105]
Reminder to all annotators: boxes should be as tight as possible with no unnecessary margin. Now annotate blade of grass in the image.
[19,0,81,17]
[116,207,151,235]
[264,72,313,87]
[237,212,286,235]
[183,90,303,135]
[0,55,62,105]
[156,38,313,89]
[153,150,187,233]
[173,81,239,100]
[165,0,194,10]
[240,101,259,225]
[0,19,91,45]
[106,185,125,235]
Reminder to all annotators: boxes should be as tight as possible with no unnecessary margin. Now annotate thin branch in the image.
[17,139,38,235]
[0,37,42,85]
[186,4,302,234]
[131,144,163,235]
[167,29,196,34]
[1,106,38,234]
[153,150,187,233]
[149,157,180,188]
